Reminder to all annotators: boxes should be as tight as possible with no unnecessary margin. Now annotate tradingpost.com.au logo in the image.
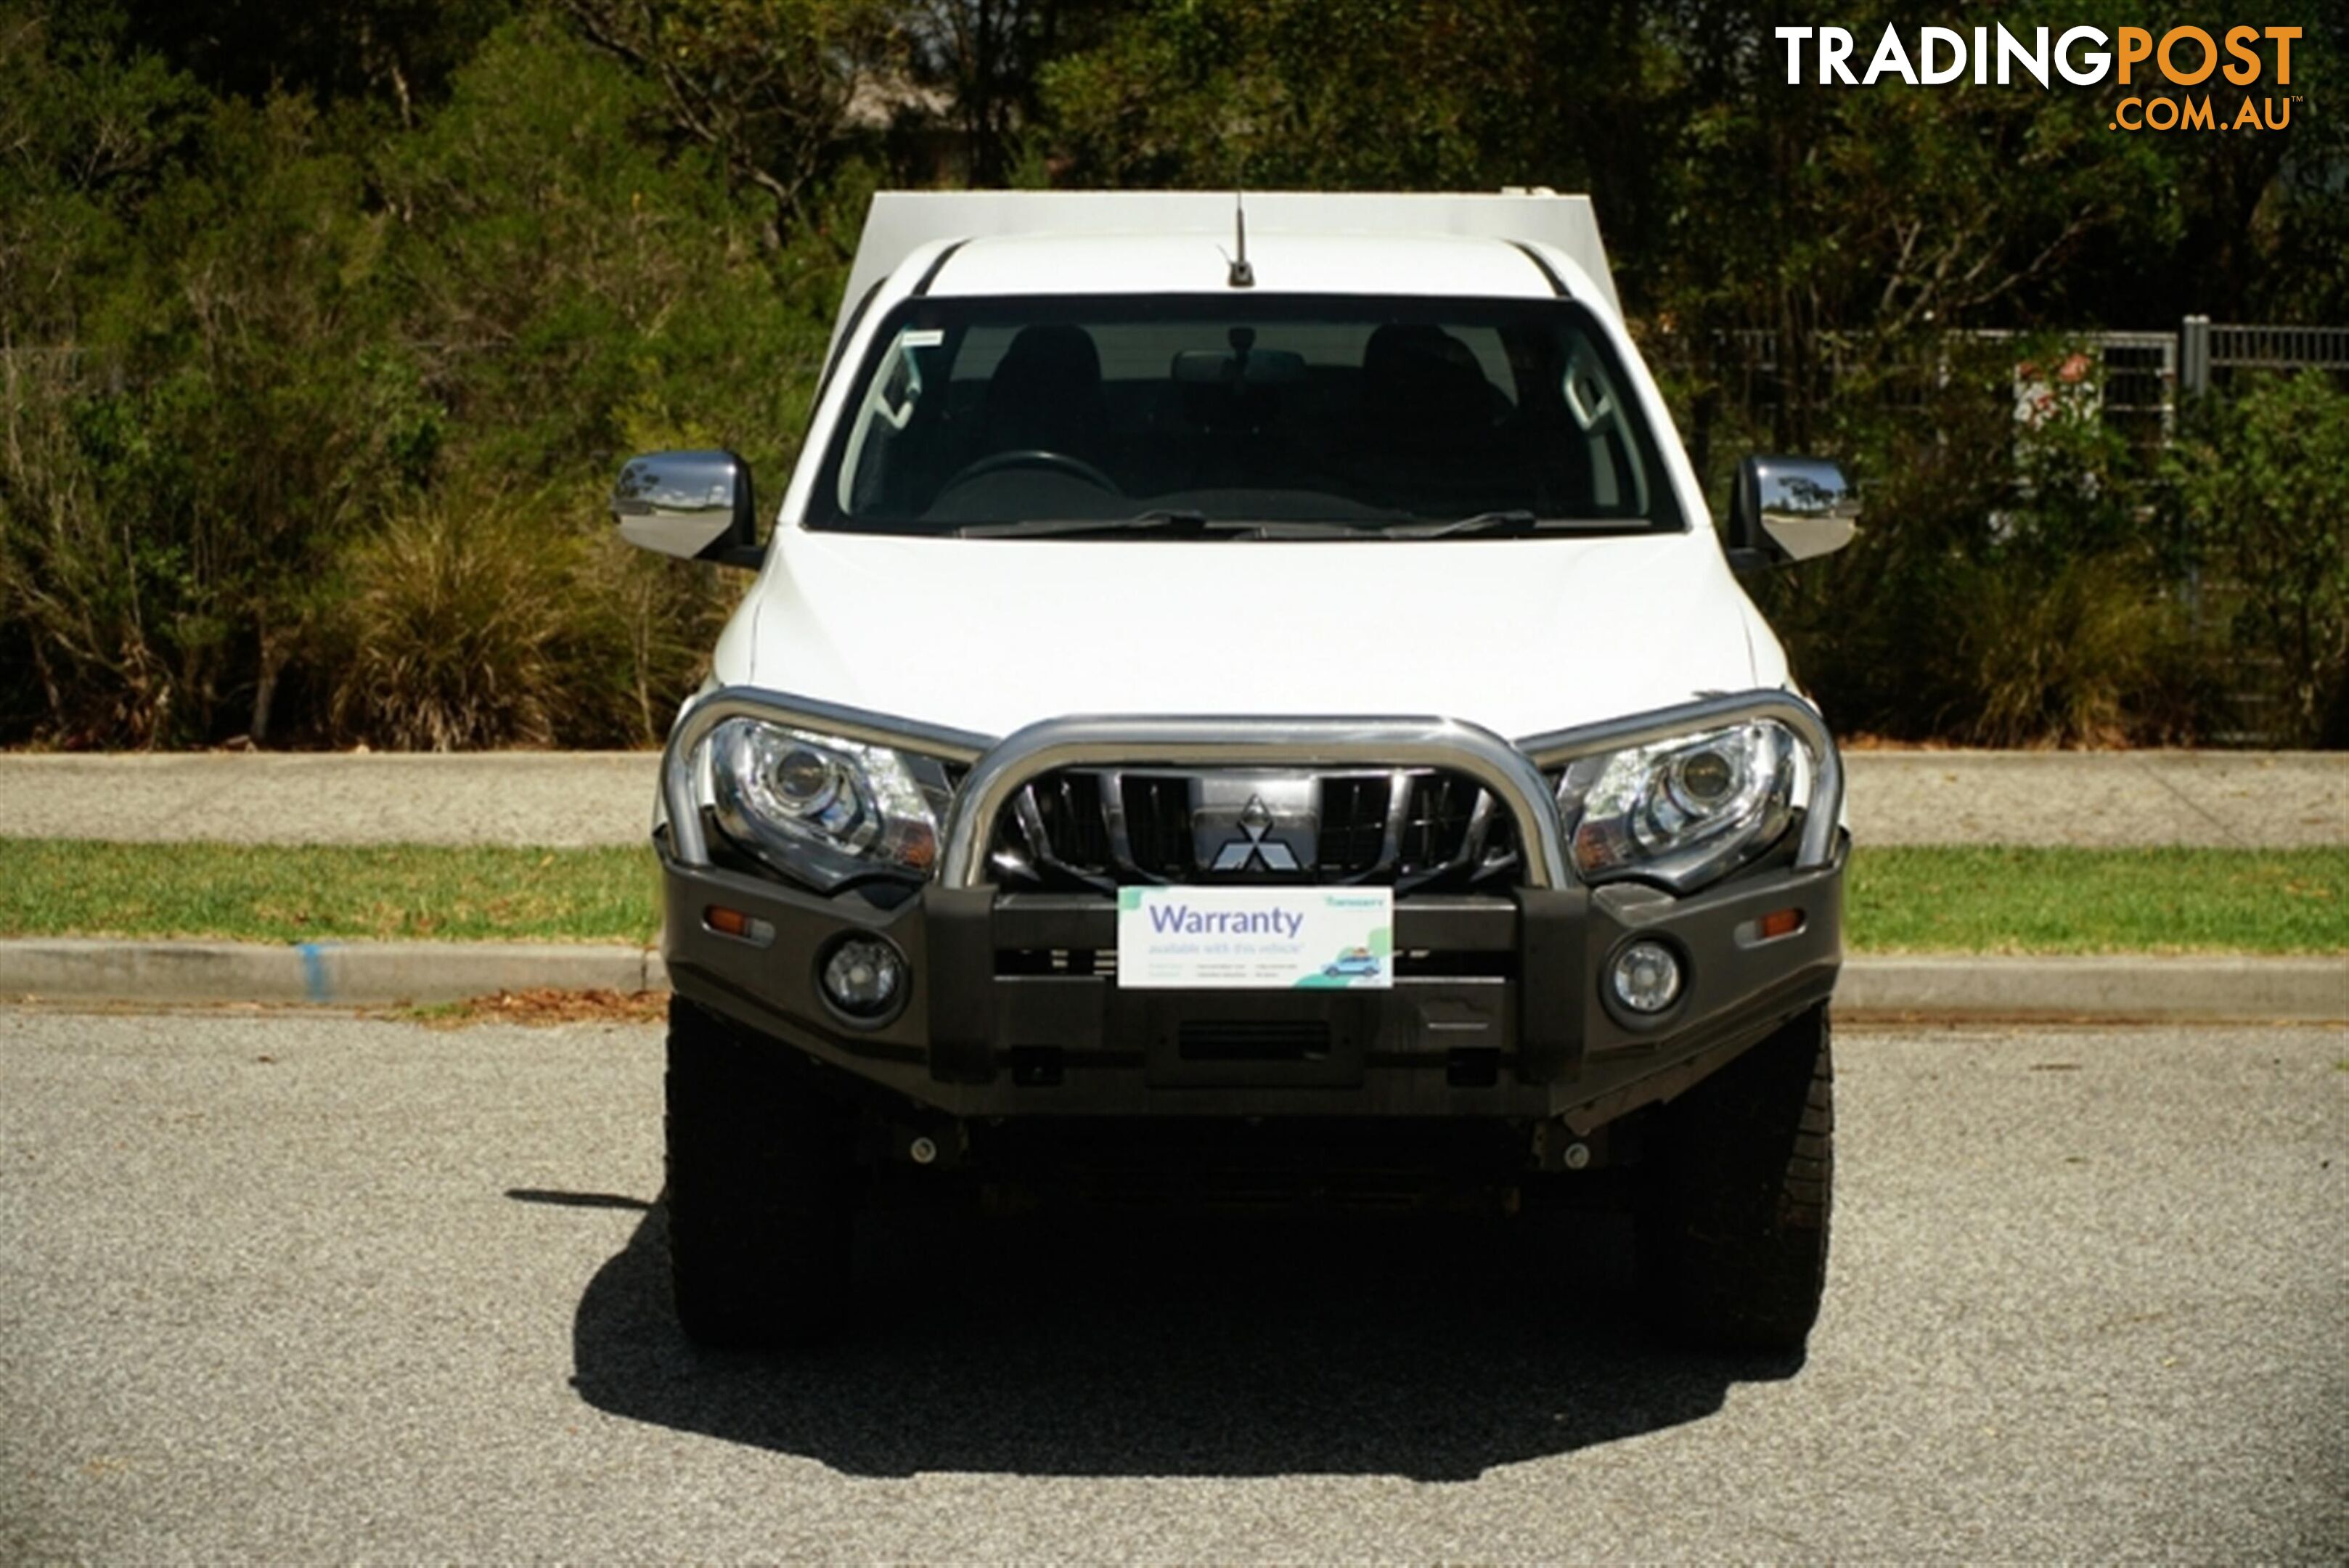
[1776,23,2304,132]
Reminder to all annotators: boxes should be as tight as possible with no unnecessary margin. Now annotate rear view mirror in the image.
[1170,348,1307,385]
[1726,455,1859,571]
[610,449,763,568]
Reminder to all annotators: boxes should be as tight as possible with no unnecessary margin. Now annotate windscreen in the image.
[811,295,1681,534]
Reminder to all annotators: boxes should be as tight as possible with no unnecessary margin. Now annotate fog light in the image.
[1610,939,1683,1014]
[820,935,905,1020]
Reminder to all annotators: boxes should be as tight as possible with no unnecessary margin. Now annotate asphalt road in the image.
[2,1008,2342,1560]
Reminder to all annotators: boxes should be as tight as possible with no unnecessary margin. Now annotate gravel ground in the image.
[1,1007,2342,1560]
[1,749,2342,848]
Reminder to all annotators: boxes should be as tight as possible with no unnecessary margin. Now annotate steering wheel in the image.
[942,449,1120,494]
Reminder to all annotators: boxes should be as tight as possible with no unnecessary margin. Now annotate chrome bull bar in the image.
[661,687,1842,890]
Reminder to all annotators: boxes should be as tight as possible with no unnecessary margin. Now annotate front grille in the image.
[1029,771,1109,868]
[1402,773,1481,870]
[986,767,1522,892]
[1120,775,1192,879]
[1318,775,1390,874]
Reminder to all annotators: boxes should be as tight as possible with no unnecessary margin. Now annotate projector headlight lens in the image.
[1557,719,1799,891]
[707,718,941,891]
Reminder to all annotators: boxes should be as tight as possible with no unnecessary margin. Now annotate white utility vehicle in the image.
[613,191,1858,1353]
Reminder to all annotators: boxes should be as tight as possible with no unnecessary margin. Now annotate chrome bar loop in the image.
[936,714,1569,890]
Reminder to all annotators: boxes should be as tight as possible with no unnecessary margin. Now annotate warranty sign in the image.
[1116,886,1394,990]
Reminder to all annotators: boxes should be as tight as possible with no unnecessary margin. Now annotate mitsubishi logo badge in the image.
[1211,793,1302,873]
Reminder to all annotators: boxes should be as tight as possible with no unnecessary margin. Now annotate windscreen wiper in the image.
[1391,510,1637,539]
[959,512,1402,540]
[957,510,1235,539]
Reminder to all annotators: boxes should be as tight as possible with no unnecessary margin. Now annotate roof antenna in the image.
[1227,192,1254,288]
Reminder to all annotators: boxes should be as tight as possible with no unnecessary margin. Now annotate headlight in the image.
[1556,719,1798,891]
[707,717,941,891]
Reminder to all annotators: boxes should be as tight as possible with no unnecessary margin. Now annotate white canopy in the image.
[833,189,1622,356]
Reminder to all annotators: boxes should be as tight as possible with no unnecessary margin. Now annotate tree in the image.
[557,0,896,248]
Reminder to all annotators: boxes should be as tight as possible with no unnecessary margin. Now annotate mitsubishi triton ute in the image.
[610,190,1860,1354]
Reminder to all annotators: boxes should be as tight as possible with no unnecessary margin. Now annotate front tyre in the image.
[663,997,856,1349]
[1637,1003,1834,1354]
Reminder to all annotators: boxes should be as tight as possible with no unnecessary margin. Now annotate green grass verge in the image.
[1847,846,2347,955]
[0,841,2342,955]
[0,841,658,944]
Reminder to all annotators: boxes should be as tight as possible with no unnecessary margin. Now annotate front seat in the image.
[980,324,1108,460]
[1354,323,1505,504]
[1361,324,1495,443]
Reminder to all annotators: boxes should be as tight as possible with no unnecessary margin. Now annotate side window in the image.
[1561,334,1645,513]
[949,326,1017,386]
[839,330,941,513]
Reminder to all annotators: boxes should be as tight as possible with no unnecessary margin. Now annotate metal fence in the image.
[2187,319,2349,395]
[1707,317,2346,446]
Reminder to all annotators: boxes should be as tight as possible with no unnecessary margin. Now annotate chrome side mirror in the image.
[1726,455,1859,570]
[610,449,762,568]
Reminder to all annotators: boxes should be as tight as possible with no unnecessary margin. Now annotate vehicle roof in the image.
[926,232,1560,301]
[831,191,1622,362]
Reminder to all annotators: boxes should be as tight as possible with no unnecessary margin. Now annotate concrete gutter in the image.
[0,939,667,1007]
[1834,954,2345,1021]
[1,939,2339,1021]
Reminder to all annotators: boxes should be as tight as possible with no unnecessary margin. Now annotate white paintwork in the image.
[726,528,1776,743]
[680,190,1806,753]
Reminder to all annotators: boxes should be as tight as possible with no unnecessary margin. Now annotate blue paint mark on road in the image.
[297,942,335,1003]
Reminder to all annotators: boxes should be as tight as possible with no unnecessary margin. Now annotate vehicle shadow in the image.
[561,1196,1800,1480]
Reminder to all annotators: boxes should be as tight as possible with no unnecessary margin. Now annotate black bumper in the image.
[658,844,1844,1134]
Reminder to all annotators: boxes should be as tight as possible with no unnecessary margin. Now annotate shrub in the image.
[326,482,738,751]
[1943,552,2177,748]
[2168,372,2349,746]
[327,493,573,751]
[555,515,736,748]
